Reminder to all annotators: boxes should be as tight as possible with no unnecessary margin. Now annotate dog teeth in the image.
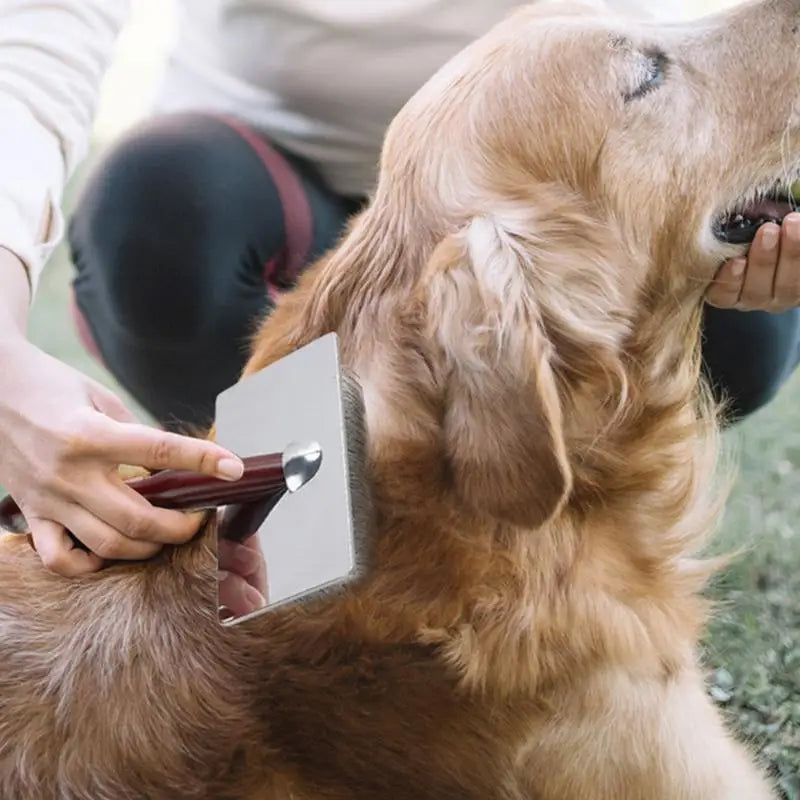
[727,213,749,228]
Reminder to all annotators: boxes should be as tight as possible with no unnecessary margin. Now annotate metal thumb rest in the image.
[0,441,323,545]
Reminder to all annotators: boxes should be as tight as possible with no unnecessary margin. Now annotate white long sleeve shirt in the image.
[0,0,688,294]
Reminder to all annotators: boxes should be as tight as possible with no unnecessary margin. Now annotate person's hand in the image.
[707,213,800,311]
[218,534,267,619]
[0,336,244,577]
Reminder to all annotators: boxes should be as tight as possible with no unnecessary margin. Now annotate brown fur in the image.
[1,0,798,796]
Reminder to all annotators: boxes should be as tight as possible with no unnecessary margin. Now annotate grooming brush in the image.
[0,446,324,540]
[0,333,372,623]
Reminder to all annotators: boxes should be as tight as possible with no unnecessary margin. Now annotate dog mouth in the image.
[714,181,799,244]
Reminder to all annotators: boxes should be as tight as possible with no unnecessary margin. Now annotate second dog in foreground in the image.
[0,0,795,797]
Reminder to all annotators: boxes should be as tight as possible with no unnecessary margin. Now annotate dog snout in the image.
[741,0,800,43]
[776,0,800,28]
[680,0,800,145]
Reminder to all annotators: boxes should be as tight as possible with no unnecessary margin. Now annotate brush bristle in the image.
[340,369,375,578]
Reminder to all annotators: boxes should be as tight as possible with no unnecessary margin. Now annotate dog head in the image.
[249,0,800,530]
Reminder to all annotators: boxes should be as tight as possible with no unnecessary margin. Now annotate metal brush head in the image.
[214,333,369,625]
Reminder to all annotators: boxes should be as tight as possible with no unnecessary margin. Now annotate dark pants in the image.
[69,112,800,430]
[70,113,363,430]
[702,304,800,420]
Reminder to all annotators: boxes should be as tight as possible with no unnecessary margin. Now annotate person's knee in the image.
[717,353,794,420]
[722,378,782,420]
[702,307,800,422]
[69,114,243,344]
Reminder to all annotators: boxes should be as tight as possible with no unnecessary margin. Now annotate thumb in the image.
[87,381,138,424]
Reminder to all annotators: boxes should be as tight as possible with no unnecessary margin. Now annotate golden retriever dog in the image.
[0,0,795,796]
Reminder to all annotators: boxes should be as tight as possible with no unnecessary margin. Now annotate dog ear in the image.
[423,216,572,529]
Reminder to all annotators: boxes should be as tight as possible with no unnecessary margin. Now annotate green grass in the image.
[703,387,800,797]
[26,178,800,796]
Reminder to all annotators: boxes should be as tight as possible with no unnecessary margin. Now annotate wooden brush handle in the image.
[0,453,287,535]
[125,453,286,509]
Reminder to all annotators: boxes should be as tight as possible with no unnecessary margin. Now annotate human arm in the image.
[0,248,244,576]
[0,0,133,290]
[0,2,245,575]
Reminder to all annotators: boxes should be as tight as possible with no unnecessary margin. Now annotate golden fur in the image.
[1,0,796,796]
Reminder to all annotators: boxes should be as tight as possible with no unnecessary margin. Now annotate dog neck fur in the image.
[244,182,725,699]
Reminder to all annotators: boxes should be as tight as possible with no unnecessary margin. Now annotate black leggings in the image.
[70,113,363,430]
[70,112,800,430]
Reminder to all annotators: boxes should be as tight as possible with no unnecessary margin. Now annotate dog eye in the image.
[624,50,668,102]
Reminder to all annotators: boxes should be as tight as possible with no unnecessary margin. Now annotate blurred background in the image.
[25,0,799,794]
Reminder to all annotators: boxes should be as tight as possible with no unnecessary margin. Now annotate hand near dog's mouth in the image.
[708,211,800,312]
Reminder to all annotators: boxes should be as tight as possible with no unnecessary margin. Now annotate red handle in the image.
[0,452,287,536]
[125,452,286,508]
